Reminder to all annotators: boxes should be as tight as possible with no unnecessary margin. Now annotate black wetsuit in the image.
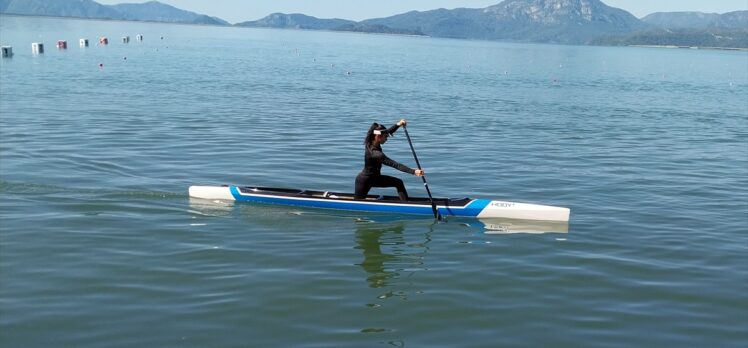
[354,124,415,200]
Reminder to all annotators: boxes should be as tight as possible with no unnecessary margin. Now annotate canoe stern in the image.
[189,185,236,201]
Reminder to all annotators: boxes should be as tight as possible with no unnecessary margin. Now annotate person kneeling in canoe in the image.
[355,119,424,201]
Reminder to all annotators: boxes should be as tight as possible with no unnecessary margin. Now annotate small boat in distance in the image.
[189,185,570,222]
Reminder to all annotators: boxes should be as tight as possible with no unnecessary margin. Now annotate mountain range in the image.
[0,0,228,25]
[233,1,647,44]
[360,0,646,44]
[642,11,748,29]
[1,0,746,47]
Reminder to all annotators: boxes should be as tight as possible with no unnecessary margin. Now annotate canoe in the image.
[189,185,570,222]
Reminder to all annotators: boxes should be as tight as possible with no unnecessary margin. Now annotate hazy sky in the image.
[95,0,748,23]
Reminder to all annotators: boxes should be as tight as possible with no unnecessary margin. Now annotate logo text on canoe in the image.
[491,202,515,208]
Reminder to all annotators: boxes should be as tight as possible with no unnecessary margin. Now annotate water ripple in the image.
[1,15,747,348]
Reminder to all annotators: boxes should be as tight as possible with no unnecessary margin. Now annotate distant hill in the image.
[235,13,425,36]
[360,8,495,39]
[0,0,121,19]
[0,0,228,25]
[111,1,227,25]
[642,11,748,29]
[235,13,354,30]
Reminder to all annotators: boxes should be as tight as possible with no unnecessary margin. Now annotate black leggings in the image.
[355,173,409,200]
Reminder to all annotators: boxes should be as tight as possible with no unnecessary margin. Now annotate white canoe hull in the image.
[189,185,570,222]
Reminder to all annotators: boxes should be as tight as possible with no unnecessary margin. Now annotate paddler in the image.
[355,119,424,201]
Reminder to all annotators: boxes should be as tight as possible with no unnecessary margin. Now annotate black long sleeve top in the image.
[360,124,415,176]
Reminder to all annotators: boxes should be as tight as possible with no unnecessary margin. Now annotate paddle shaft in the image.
[402,125,442,220]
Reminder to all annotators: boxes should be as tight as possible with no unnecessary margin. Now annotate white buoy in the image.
[80,39,89,47]
[32,42,44,54]
[122,36,130,44]
[136,34,143,41]
[1,46,12,58]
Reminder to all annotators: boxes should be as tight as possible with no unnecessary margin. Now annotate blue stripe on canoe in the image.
[229,186,491,217]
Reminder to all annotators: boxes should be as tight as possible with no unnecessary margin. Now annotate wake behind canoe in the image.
[188,185,570,222]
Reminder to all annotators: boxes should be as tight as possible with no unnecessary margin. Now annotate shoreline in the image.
[628,44,748,52]
[2,13,746,51]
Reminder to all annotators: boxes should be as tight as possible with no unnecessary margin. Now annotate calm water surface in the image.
[1,15,747,347]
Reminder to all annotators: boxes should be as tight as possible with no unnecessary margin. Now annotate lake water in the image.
[1,15,747,347]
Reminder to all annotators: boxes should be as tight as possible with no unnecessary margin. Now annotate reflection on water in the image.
[354,220,431,293]
[477,218,569,234]
[189,197,570,236]
[187,197,235,217]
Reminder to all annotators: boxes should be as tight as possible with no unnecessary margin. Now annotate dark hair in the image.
[364,122,388,145]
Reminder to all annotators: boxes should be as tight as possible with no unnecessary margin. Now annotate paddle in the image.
[402,125,442,221]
